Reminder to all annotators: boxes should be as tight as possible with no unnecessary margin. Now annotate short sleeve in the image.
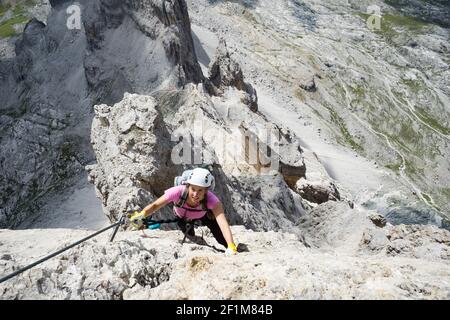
[206,191,220,210]
[164,186,184,203]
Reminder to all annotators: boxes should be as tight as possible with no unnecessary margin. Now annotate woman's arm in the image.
[212,202,235,246]
[141,195,170,218]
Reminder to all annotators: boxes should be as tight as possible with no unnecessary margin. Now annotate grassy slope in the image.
[0,1,34,38]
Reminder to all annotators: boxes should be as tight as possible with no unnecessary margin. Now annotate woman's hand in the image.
[130,195,170,230]
[129,210,146,229]
[212,202,237,254]
[225,243,238,255]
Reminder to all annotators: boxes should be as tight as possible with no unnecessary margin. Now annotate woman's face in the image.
[188,185,207,204]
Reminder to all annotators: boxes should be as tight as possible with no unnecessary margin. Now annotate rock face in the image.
[86,93,179,223]
[369,213,387,228]
[86,84,316,235]
[360,224,450,261]
[186,0,450,218]
[296,180,340,204]
[82,5,330,233]
[1,0,449,300]
[1,0,340,232]
[0,0,204,228]
[299,76,317,92]
[0,228,177,299]
[294,151,343,208]
[206,39,258,112]
[1,221,449,299]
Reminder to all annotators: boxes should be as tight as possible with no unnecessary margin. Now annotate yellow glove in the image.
[225,243,237,256]
[129,210,146,230]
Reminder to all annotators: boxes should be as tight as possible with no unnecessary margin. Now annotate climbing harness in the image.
[179,219,204,245]
[174,186,210,213]
[140,216,206,246]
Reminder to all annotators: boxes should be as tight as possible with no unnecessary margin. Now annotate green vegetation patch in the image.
[401,78,424,92]
[415,107,450,136]
[382,14,430,31]
[13,4,25,16]
[349,85,366,106]
[397,79,449,135]
[327,107,364,152]
[388,133,413,153]
[351,85,365,97]
[0,2,32,38]
[384,162,401,172]
[421,192,432,203]
[404,158,424,177]
[0,14,29,38]
[440,188,450,200]
[357,12,432,39]
[332,83,347,102]
[398,122,420,144]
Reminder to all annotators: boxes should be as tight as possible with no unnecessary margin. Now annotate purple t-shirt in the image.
[164,185,220,219]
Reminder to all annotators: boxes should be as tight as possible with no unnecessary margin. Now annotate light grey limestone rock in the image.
[0,0,204,228]
[1,226,449,300]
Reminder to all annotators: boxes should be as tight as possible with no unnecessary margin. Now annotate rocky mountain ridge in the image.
[0,0,449,299]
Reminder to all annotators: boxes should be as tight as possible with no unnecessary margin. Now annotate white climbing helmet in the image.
[185,168,214,188]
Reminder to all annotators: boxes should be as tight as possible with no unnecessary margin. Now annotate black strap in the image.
[143,217,180,227]
[177,206,206,212]
[174,185,210,213]
[180,219,203,245]
[174,185,189,208]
